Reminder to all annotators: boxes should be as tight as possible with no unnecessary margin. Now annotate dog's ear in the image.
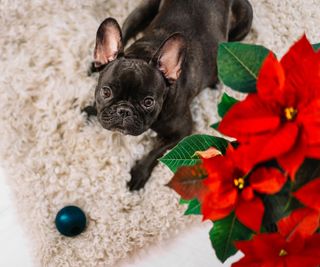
[94,18,123,68]
[152,33,186,82]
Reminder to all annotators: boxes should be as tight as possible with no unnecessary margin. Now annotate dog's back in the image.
[126,0,252,97]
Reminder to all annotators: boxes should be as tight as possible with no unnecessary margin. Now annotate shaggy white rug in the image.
[0,0,319,266]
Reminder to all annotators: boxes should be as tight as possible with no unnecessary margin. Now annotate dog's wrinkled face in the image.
[93,18,186,136]
[95,58,166,136]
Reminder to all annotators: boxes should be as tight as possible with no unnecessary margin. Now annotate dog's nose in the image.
[117,107,133,118]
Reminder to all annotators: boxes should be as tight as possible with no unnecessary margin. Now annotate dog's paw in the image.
[81,105,97,117]
[127,163,151,191]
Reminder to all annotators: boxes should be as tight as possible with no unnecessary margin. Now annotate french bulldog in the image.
[83,0,253,191]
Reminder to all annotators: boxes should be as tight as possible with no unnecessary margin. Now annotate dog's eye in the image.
[100,86,112,99]
[143,97,155,108]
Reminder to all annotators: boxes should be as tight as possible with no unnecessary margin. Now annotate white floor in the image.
[0,168,241,267]
[0,168,34,267]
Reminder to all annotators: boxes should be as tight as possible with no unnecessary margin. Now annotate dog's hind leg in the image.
[122,0,162,46]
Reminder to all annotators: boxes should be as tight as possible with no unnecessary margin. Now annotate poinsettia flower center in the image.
[284,107,298,121]
[233,177,245,190]
[279,249,288,257]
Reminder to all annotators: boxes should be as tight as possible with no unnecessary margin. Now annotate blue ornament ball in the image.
[55,206,87,237]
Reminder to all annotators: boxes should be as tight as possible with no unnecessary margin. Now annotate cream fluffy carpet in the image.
[0,0,319,266]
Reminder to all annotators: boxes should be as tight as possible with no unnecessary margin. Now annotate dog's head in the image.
[93,18,186,136]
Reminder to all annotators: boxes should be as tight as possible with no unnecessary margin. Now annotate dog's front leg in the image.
[128,110,193,191]
[128,135,184,191]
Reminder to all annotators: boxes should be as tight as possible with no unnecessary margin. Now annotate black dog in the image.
[83,0,253,191]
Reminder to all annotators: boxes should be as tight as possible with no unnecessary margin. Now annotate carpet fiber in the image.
[0,0,319,266]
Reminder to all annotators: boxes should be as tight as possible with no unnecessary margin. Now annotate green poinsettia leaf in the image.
[263,194,290,228]
[210,213,253,263]
[313,43,320,51]
[218,42,270,93]
[262,181,292,227]
[218,93,239,118]
[210,122,220,129]
[180,198,202,215]
[160,134,228,173]
[293,158,320,190]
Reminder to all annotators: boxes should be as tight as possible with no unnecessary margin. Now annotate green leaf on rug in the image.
[313,43,320,51]
[184,198,201,215]
[209,213,253,263]
[218,42,270,93]
[179,198,202,215]
[160,135,228,173]
[179,198,190,205]
[218,93,239,118]
[210,122,220,129]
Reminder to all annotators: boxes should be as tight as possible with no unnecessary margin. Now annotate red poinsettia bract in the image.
[277,178,320,240]
[277,207,320,241]
[219,35,320,178]
[201,147,286,232]
[233,233,320,267]
[294,177,320,212]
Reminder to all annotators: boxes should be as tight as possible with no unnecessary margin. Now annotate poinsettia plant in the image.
[160,35,320,266]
